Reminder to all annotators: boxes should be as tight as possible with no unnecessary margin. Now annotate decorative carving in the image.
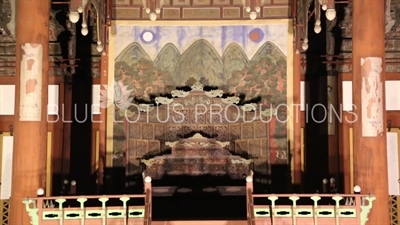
[128,139,136,157]
[154,124,165,141]
[155,96,173,105]
[142,124,154,140]
[198,125,213,136]
[65,17,77,76]
[248,139,261,156]
[136,140,147,157]
[148,140,160,154]
[142,133,251,179]
[166,125,181,141]
[231,158,253,164]
[221,96,240,105]
[229,124,241,140]
[254,121,267,138]
[191,81,204,91]
[260,138,269,156]
[129,123,142,139]
[276,149,288,162]
[214,125,229,141]
[0,0,14,37]
[386,0,396,33]
[184,95,211,106]
[241,0,263,20]
[68,0,105,52]
[182,125,197,136]
[142,0,165,21]
[171,90,189,98]
[205,89,223,98]
[241,123,254,139]
[235,140,248,153]
[169,109,188,123]
[190,108,206,124]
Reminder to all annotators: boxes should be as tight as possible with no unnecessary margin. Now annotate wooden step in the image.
[152,221,247,225]
[152,186,246,196]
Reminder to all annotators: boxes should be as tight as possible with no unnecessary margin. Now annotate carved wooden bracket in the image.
[319,0,336,21]
[141,0,165,21]
[241,0,264,20]
[296,0,336,51]
[68,0,105,53]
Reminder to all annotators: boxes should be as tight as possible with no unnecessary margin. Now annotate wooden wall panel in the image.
[112,0,291,20]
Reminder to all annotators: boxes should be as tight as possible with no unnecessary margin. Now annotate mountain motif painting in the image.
[108,21,293,171]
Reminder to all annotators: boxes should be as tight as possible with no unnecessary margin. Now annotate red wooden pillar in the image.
[352,0,389,224]
[9,0,50,224]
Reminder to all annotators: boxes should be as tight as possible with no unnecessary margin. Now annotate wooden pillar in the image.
[292,0,302,186]
[10,0,49,224]
[352,1,389,224]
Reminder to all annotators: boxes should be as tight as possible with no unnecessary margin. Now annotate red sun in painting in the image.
[249,28,264,43]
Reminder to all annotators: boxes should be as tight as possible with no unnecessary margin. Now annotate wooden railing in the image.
[22,176,153,225]
[246,175,375,225]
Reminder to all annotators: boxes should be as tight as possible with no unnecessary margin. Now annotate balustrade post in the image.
[144,176,152,221]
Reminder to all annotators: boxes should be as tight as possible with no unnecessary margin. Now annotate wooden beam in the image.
[0,75,64,85]
[301,72,400,81]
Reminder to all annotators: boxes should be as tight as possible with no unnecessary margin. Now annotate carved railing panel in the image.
[22,188,152,225]
[246,177,376,225]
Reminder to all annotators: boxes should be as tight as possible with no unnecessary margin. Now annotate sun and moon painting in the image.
[109,21,292,166]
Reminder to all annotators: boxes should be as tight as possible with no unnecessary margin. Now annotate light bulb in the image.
[145,8,151,14]
[322,4,327,10]
[353,185,361,193]
[77,6,83,13]
[71,180,76,186]
[322,178,328,184]
[37,188,45,196]
[63,179,69,184]
[245,6,251,13]
[255,6,260,12]
[315,19,321,26]
[326,9,336,21]
[69,11,80,23]
[155,8,161,14]
[82,23,87,28]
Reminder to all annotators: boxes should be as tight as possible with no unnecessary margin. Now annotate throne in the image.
[141,132,252,179]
